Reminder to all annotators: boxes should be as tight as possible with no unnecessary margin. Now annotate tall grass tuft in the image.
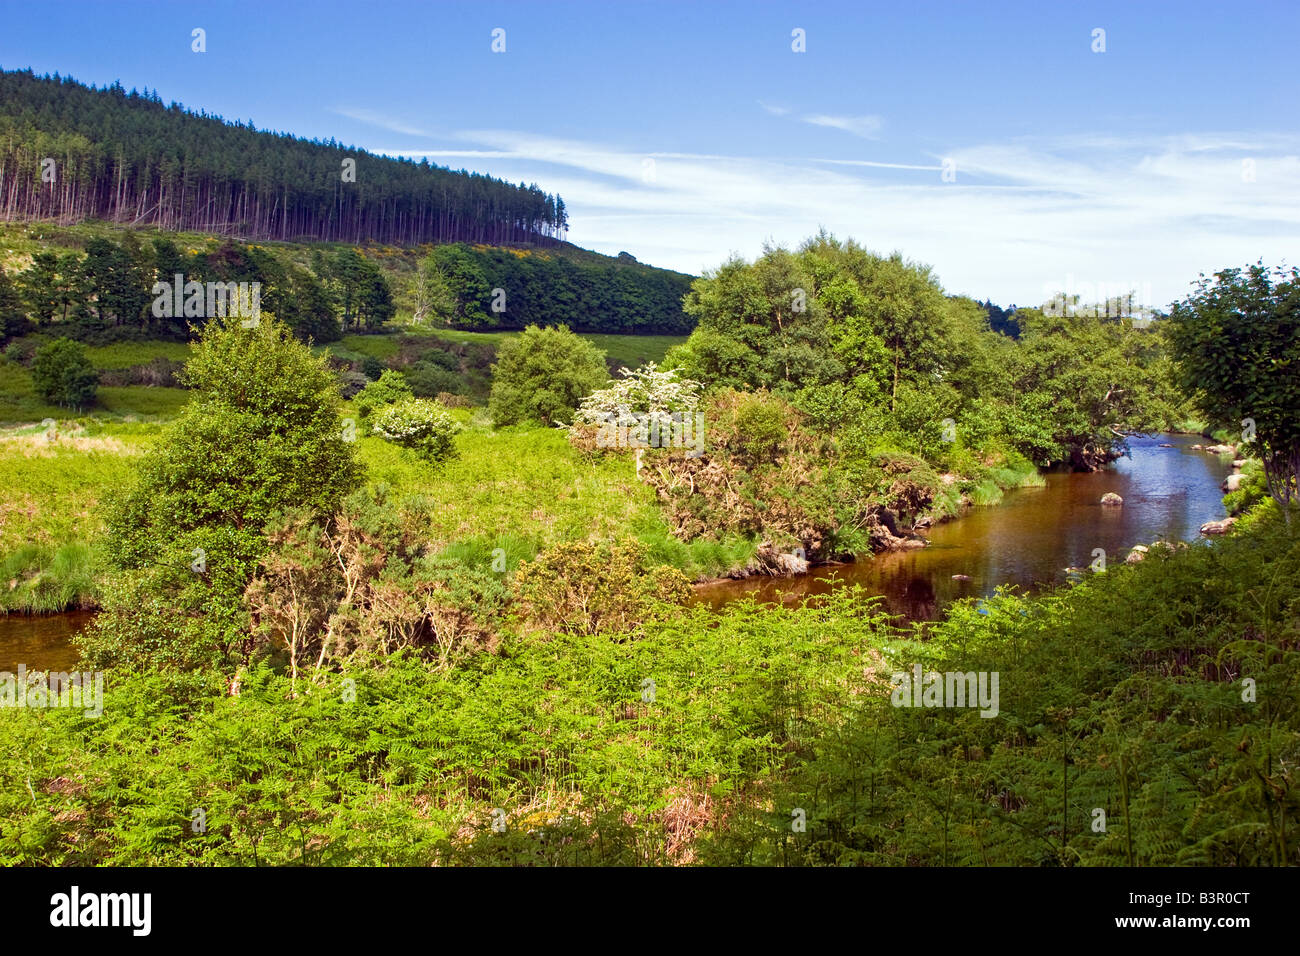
[0,540,100,612]
[969,478,1004,507]
[634,517,758,580]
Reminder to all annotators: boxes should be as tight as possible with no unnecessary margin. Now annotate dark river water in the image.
[0,609,94,672]
[0,434,1233,668]
[696,433,1234,621]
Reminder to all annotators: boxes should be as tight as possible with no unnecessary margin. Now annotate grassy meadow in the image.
[0,336,719,613]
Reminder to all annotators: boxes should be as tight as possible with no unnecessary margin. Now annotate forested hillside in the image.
[417,244,695,334]
[0,222,697,342]
[0,69,567,246]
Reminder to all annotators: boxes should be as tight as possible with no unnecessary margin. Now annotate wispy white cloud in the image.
[801,113,884,139]
[330,107,432,138]
[757,100,790,116]
[376,128,1300,308]
[813,158,943,171]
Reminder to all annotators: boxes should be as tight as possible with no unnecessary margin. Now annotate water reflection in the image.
[0,610,91,672]
[696,434,1234,622]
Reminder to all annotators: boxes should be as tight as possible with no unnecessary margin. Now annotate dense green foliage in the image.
[0,220,696,351]
[353,369,414,420]
[0,231,376,344]
[418,243,695,334]
[0,68,567,246]
[707,509,1299,866]
[488,324,608,427]
[4,511,1295,865]
[1169,262,1300,516]
[666,234,1187,470]
[30,337,96,408]
[86,315,361,670]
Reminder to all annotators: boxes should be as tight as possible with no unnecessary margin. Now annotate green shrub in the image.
[488,324,607,427]
[405,361,462,399]
[95,314,362,671]
[705,388,801,463]
[354,369,413,418]
[31,338,98,409]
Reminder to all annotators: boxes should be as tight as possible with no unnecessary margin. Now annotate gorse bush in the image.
[640,388,866,558]
[513,539,692,635]
[370,398,459,463]
[245,488,505,683]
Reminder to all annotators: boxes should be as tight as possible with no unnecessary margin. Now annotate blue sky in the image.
[3,0,1297,308]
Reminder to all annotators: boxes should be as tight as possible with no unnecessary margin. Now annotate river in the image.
[0,609,94,672]
[695,433,1234,621]
[0,433,1234,668]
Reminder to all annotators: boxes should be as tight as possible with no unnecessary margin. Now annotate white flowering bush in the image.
[575,363,701,422]
[370,398,460,463]
[572,363,704,453]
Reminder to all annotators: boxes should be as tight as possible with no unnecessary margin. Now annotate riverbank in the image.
[8,433,1234,671]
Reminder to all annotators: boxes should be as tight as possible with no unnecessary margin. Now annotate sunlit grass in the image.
[356,423,661,555]
[336,328,687,377]
[0,358,190,424]
[82,341,192,369]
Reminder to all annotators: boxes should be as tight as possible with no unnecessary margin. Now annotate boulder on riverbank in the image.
[1232,459,1246,469]
[1205,444,1236,455]
[753,543,810,576]
[1223,473,1244,492]
[1125,545,1149,564]
[1200,517,1237,536]
[1100,493,1123,506]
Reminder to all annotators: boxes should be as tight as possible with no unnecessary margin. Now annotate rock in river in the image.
[1200,517,1237,536]
[1100,492,1123,506]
